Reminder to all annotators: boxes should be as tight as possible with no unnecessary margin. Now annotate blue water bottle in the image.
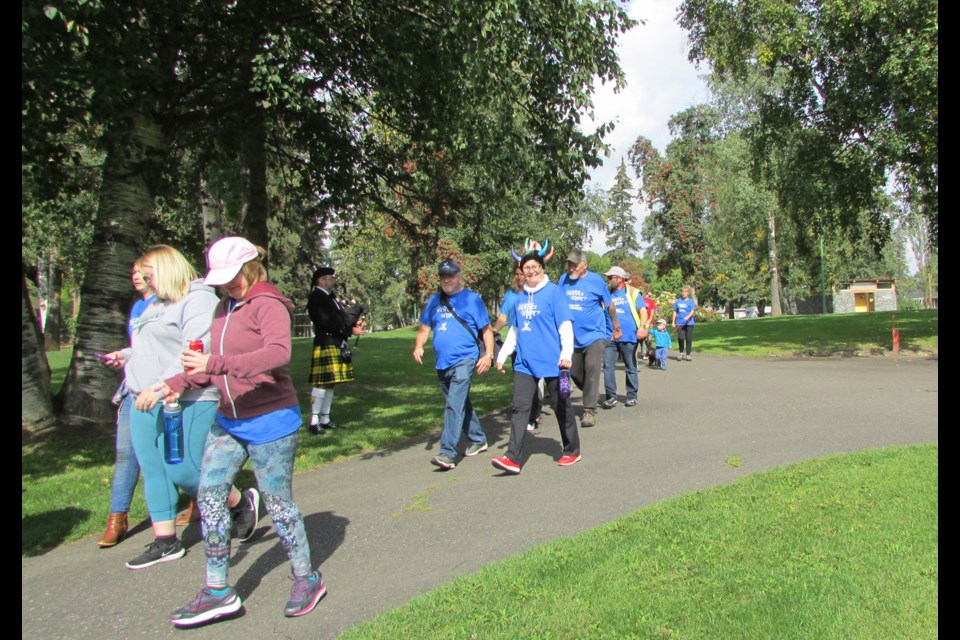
[163,401,184,464]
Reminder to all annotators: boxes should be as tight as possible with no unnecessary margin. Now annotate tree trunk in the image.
[39,258,64,351]
[200,175,224,246]
[58,112,166,426]
[768,210,783,316]
[22,270,56,433]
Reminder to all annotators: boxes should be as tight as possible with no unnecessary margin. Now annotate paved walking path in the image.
[22,355,938,639]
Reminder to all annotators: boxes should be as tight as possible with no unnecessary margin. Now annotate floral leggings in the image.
[198,424,311,586]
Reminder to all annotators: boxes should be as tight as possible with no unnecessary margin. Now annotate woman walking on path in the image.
[103,246,253,570]
[97,260,154,547]
[160,237,326,627]
[672,285,697,361]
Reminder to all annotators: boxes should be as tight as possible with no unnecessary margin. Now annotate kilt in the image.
[309,344,355,385]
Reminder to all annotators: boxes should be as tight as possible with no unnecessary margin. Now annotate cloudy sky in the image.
[584,0,712,251]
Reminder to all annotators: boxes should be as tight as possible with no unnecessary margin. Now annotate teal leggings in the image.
[130,400,217,522]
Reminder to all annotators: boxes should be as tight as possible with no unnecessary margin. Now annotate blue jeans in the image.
[109,395,141,513]
[656,347,669,370]
[603,340,639,401]
[436,358,486,458]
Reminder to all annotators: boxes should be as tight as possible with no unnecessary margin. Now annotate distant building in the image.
[833,279,897,313]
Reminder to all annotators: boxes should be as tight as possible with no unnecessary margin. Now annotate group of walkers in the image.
[413,244,699,476]
[97,238,355,627]
[94,236,695,628]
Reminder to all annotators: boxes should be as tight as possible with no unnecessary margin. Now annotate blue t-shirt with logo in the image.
[499,289,521,328]
[420,289,490,370]
[608,286,647,343]
[511,283,573,378]
[558,271,611,348]
[673,297,697,326]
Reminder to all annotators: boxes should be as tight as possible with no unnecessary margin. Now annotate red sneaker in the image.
[491,457,521,474]
[558,454,582,466]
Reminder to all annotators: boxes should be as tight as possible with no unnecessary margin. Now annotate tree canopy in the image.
[22,0,633,428]
[679,0,938,238]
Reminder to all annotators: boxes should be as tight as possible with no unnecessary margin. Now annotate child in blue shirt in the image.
[649,318,672,370]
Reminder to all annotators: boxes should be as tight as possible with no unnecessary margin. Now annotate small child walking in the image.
[649,319,672,370]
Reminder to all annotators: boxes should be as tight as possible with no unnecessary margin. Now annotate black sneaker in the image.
[126,537,185,570]
[309,423,326,436]
[600,397,618,409]
[231,488,260,542]
[170,586,242,627]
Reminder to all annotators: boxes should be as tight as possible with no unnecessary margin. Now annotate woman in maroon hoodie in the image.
[158,237,326,627]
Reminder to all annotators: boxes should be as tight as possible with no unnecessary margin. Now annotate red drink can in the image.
[188,340,204,353]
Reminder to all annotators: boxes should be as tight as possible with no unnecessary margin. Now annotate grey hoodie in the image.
[122,279,220,402]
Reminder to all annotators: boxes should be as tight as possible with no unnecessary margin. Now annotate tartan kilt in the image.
[309,344,355,385]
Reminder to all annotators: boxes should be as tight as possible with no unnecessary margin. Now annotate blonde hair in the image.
[238,246,267,289]
[140,245,197,302]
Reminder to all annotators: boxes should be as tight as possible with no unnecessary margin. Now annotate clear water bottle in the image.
[558,369,572,399]
[163,401,184,464]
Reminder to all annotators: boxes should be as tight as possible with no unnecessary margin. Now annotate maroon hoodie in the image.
[167,281,298,419]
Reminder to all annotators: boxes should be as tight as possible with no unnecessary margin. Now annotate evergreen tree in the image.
[605,159,640,263]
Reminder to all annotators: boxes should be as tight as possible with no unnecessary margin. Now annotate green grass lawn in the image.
[694,309,938,357]
[339,444,939,640]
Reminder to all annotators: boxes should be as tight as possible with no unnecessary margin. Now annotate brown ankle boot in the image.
[175,498,201,526]
[97,513,128,548]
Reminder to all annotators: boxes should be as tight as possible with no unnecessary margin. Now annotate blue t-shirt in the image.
[216,405,302,445]
[674,297,697,326]
[558,271,611,348]
[128,295,156,337]
[608,286,647,343]
[512,282,573,379]
[420,288,491,370]
[499,289,521,329]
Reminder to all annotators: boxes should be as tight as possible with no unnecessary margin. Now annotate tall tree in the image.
[604,159,640,263]
[679,0,939,238]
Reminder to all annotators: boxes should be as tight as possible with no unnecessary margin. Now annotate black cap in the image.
[313,267,335,283]
[438,259,461,275]
[519,251,544,269]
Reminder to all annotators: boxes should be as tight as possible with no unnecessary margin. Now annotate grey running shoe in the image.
[126,537,185,570]
[600,397,618,409]
[170,586,242,627]
[464,441,489,457]
[284,572,327,617]
[624,398,638,407]
[232,488,260,542]
[431,454,457,470]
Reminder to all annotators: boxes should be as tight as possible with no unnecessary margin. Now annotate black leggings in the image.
[677,325,694,355]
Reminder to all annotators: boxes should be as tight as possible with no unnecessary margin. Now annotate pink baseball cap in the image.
[204,237,259,285]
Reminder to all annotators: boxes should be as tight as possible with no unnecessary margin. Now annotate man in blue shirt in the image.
[413,259,495,470]
[601,266,648,409]
[558,249,619,428]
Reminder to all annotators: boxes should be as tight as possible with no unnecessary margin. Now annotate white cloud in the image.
[582,0,711,254]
